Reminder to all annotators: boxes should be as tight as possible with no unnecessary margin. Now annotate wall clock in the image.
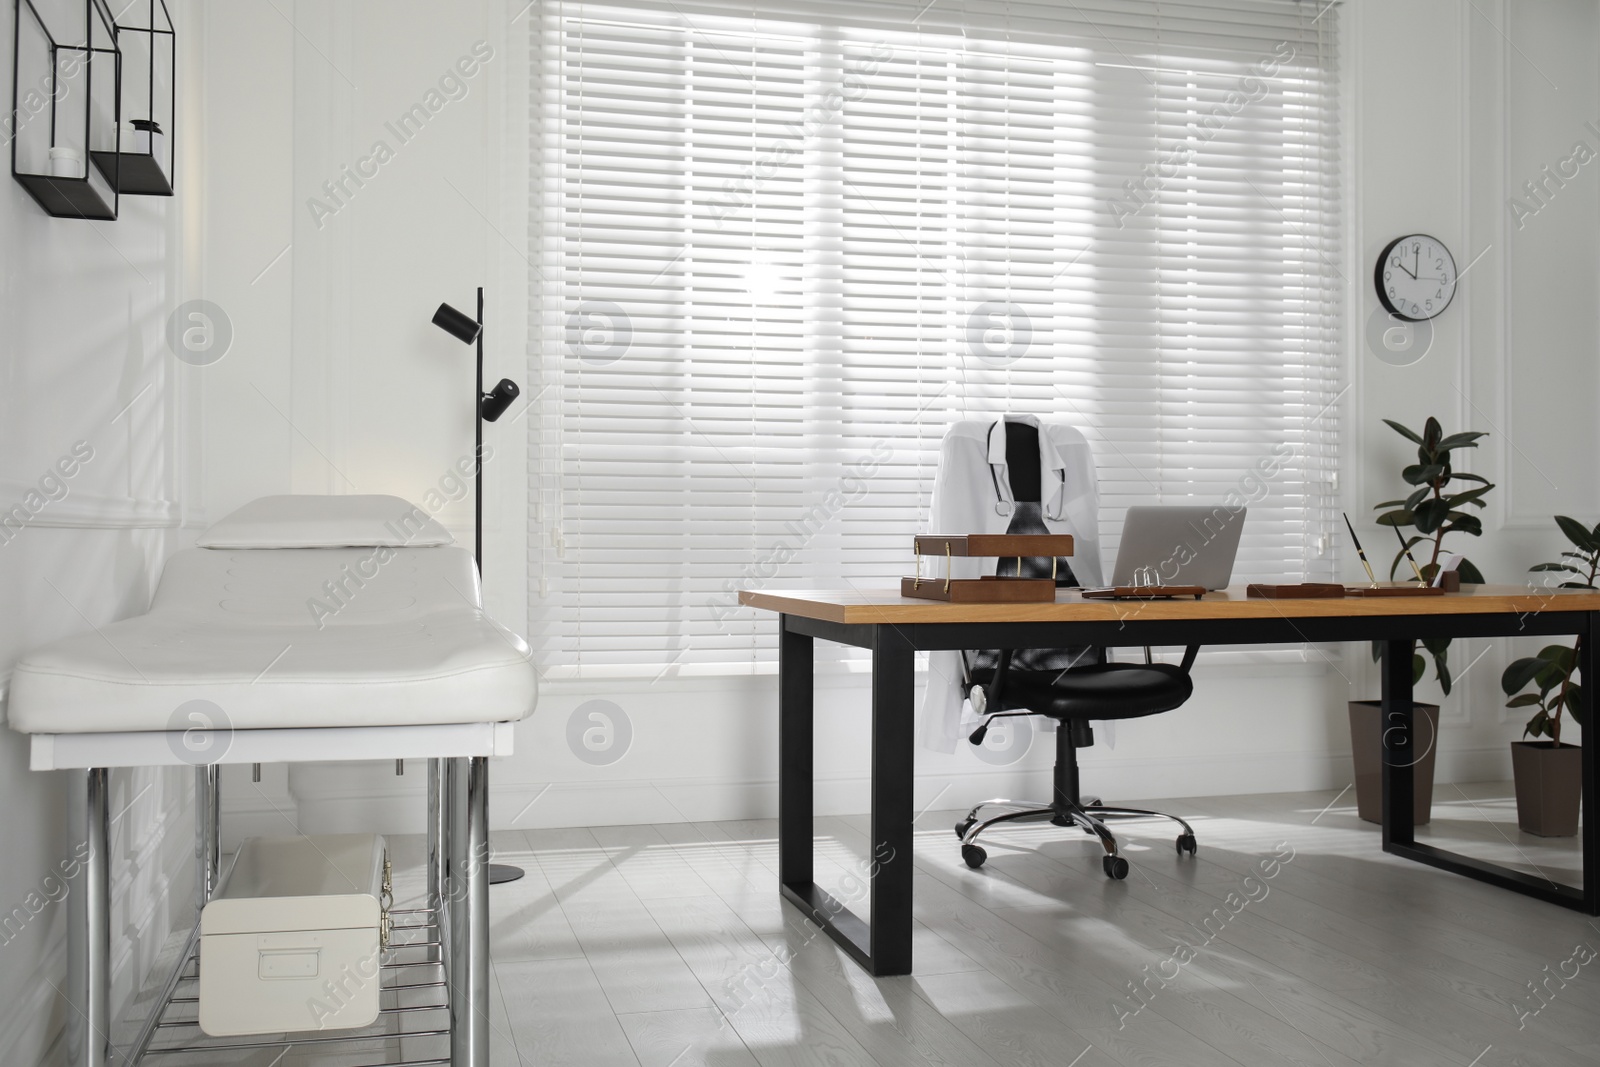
[1376,234,1457,322]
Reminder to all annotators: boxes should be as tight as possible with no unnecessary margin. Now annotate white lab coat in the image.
[919,416,1104,753]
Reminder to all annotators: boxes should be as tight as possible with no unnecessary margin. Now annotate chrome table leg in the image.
[428,757,447,963]
[67,768,111,1067]
[195,765,221,906]
[447,756,490,1066]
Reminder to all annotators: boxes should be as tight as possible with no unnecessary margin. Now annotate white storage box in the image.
[199,834,390,1037]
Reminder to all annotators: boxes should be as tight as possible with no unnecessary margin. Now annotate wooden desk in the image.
[739,584,1600,976]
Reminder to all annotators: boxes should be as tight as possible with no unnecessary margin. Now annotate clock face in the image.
[1376,234,1457,322]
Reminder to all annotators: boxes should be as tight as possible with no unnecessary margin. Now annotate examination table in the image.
[8,495,539,1067]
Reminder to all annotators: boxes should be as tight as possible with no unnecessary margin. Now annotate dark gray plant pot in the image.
[1510,741,1582,837]
[1348,699,1440,825]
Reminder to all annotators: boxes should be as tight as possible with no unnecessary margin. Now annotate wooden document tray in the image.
[913,535,1074,557]
[900,575,1057,603]
[903,534,1074,603]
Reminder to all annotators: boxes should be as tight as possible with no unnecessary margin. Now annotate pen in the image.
[1393,523,1427,584]
[1343,512,1379,586]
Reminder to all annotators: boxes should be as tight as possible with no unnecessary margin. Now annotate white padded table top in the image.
[9,544,537,734]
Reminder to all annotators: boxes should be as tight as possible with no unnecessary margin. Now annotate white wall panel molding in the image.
[0,484,181,530]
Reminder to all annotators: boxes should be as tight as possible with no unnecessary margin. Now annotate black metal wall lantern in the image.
[91,0,173,196]
[10,0,121,220]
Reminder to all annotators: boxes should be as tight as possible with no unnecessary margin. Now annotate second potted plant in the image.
[1499,515,1595,836]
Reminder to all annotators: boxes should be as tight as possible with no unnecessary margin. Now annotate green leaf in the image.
[1531,562,1583,573]
[1422,417,1443,450]
[1555,515,1600,552]
[1421,636,1450,656]
[1435,432,1488,451]
[1373,499,1408,509]
[1535,661,1567,692]
[1451,472,1492,485]
[1442,515,1483,538]
[1375,510,1413,527]
[1456,559,1485,584]
[1383,419,1424,446]
[1413,498,1450,534]
[1435,656,1452,696]
[1403,464,1447,486]
[1502,656,1544,696]
[1537,644,1576,671]
[1405,487,1430,511]
[1524,710,1550,740]
[1412,654,1426,685]
[1569,684,1588,729]
[1444,486,1492,510]
[1505,693,1543,708]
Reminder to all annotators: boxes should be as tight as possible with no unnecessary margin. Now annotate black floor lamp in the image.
[432,287,522,885]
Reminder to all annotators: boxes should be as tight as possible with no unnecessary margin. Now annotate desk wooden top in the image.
[738,585,1600,626]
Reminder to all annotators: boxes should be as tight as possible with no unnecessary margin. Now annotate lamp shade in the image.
[480,379,520,423]
[432,302,481,345]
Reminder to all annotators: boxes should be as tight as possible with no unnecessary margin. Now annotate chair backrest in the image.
[929,416,1100,583]
[930,416,1101,678]
[1003,420,1042,503]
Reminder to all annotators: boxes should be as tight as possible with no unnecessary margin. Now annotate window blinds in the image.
[530,0,1343,676]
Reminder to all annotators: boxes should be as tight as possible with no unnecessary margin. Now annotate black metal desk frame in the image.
[776,607,1599,977]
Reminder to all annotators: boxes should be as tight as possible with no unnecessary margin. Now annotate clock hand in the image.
[1397,258,1416,280]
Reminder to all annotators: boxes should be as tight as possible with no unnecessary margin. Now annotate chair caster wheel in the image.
[1102,855,1129,880]
[1176,833,1197,856]
[962,844,987,869]
[955,819,974,840]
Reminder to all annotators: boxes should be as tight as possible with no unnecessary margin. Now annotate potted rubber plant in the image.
[1499,516,1595,836]
[1348,417,1494,824]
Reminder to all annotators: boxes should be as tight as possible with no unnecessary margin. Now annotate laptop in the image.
[1109,505,1246,590]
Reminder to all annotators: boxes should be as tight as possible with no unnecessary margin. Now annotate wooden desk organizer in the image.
[1345,583,1446,597]
[903,534,1073,603]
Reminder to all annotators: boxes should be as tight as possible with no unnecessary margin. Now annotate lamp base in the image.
[489,863,526,885]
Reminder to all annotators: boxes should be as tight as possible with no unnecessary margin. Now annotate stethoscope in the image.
[986,420,1067,519]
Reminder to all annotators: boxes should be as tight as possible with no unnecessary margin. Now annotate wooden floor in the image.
[125,783,1597,1066]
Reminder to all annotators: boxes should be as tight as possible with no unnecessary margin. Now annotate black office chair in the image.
[954,420,1200,880]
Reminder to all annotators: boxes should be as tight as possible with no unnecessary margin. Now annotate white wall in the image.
[0,0,203,1059]
[1344,0,1598,770]
[195,0,529,844]
[193,0,1600,844]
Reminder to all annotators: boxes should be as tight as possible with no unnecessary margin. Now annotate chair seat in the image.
[973,663,1193,721]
